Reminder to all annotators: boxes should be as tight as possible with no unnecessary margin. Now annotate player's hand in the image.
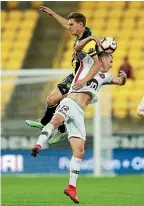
[73,79,86,90]
[39,6,54,16]
[119,70,127,78]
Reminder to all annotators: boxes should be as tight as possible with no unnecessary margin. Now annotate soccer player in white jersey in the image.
[31,36,127,204]
[137,96,144,117]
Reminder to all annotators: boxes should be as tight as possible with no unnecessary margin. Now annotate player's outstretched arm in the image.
[137,97,144,117]
[74,36,100,53]
[39,6,69,30]
[110,71,127,86]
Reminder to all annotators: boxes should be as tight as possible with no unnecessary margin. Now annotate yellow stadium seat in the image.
[16,30,33,41]
[13,40,29,51]
[9,51,25,62]
[31,1,43,8]
[113,109,128,119]
[9,10,22,20]
[110,1,126,9]
[129,1,141,9]
[140,2,144,8]
[1,41,12,52]
[4,60,22,70]
[94,9,108,18]
[1,10,7,22]
[138,11,144,18]
[108,10,123,19]
[138,61,144,69]
[23,10,39,19]
[106,20,120,30]
[20,19,37,30]
[123,80,133,89]
[132,30,144,38]
[61,61,71,69]
[91,21,104,31]
[78,8,93,18]
[122,19,135,29]
[85,105,93,119]
[7,1,20,9]
[96,1,111,9]
[124,9,137,18]
[80,1,95,9]
[1,51,8,62]
[137,20,144,29]
[102,29,117,37]
[2,30,16,41]
[4,20,20,30]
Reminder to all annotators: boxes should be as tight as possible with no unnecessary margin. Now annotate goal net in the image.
[1,69,113,176]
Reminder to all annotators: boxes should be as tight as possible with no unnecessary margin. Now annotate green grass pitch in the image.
[1,175,144,206]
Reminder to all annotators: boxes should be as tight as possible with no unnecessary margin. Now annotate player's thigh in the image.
[46,88,63,106]
[65,100,86,140]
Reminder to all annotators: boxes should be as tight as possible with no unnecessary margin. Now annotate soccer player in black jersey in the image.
[26,6,100,138]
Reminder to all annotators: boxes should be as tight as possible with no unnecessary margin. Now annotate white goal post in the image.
[1,69,113,176]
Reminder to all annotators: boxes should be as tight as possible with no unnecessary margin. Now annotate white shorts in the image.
[55,97,86,141]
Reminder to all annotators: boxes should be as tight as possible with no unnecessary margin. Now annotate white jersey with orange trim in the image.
[68,54,113,104]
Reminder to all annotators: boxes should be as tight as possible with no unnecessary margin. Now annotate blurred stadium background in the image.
[1,1,144,175]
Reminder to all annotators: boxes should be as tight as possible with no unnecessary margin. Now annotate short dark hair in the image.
[67,12,86,26]
[98,52,112,60]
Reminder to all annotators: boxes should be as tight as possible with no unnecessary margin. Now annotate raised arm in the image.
[73,36,101,89]
[39,6,69,30]
[74,36,100,53]
[110,71,127,86]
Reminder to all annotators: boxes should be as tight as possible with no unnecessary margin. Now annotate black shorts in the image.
[57,73,74,95]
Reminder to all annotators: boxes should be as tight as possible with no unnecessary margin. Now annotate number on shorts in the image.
[58,105,69,115]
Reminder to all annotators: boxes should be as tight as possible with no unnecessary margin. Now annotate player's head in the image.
[67,12,86,35]
[98,52,113,72]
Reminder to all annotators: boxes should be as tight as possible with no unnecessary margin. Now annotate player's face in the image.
[68,19,83,35]
[102,55,113,72]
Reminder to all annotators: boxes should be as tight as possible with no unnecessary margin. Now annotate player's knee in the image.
[50,114,64,128]
[73,148,85,159]
[46,95,58,106]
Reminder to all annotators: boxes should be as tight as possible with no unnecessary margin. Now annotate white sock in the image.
[69,156,81,188]
[37,123,54,147]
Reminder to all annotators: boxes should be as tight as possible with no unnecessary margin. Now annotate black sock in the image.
[41,105,57,126]
[58,124,66,133]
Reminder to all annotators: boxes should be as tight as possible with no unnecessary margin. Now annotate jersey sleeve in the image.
[104,73,114,84]
[83,40,97,57]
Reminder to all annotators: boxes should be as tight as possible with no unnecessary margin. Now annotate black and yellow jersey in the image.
[72,27,97,75]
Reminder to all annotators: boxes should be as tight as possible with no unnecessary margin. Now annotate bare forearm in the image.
[84,65,99,82]
[74,36,92,52]
[52,12,69,29]
[83,57,100,82]
[39,6,69,29]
